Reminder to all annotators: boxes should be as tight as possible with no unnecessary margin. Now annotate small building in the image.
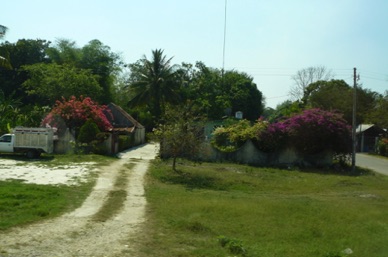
[105,103,146,154]
[356,124,386,152]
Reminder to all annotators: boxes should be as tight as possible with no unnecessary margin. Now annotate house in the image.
[105,103,146,154]
[356,124,386,152]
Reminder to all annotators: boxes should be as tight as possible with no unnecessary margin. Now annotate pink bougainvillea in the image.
[257,108,352,154]
[41,96,112,134]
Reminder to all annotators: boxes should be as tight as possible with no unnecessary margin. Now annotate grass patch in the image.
[0,154,114,230]
[0,180,92,230]
[137,160,388,257]
[92,163,135,222]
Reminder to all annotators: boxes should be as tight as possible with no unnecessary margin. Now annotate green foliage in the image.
[153,102,205,171]
[77,119,101,143]
[365,91,388,128]
[118,135,134,151]
[377,137,388,156]
[22,63,103,105]
[128,49,180,125]
[0,90,22,134]
[211,119,266,152]
[303,79,378,125]
[212,109,351,156]
[218,235,247,256]
[176,62,264,121]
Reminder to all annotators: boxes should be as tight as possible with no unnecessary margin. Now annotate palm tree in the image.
[128,49,180,122]
[0,25,12,69]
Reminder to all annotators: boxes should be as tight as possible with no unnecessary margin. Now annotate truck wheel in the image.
[26,150,37,159]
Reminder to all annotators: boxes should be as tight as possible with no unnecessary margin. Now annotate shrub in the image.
[282,109,351,154]
[212,119,267,152]
[41,96,112,135]
[77,120,100,144]
[211,109,352,156]
[118,135,134,152]
[377,138,388,156]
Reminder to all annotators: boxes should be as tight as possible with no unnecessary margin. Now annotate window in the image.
[0,135,12,143]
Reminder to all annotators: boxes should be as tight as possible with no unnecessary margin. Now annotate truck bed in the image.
[13,127,54,154]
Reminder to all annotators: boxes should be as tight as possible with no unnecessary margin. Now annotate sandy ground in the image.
[0,143,158,257]
[0,160,97,185]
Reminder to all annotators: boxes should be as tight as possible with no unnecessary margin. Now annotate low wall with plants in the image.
[201,141,334,167]
[208,109,352,167]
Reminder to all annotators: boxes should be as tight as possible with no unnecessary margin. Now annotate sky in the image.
[2,0,388,108]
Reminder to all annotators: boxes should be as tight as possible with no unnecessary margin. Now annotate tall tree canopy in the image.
[176,62,264,121]
[127,49,180,123]
[302,79,377,124]
[290,66,334,100]
[0,25,11,69]
[22,63,103,105]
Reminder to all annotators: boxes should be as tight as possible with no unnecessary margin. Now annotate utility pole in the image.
[222,0,227,74]
[351,68,357,173]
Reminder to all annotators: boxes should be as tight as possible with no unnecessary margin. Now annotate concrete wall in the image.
[199,140,333,167]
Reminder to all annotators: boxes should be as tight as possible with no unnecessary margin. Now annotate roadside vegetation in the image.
[136,159,388,257]
[0,154,114,230]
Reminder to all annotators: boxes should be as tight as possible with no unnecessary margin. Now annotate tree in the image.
[79,39,122,104]
[0,25,11,69]
[0,90,22,134]
[224,70,264,120]
[22,63,103,105]
[41,96,112,136]
[0,39,51,102]
[303,79,377,124]
[268,100,302,122]
[290,66,334,100]
[365,91,388,128]
[176,62,265,121]
[47,39,122,104]
[153,102,205,172]
[127,49,180,124]
[46,39,81,66]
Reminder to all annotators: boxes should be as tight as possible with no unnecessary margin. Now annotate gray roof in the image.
[356,124,374,134]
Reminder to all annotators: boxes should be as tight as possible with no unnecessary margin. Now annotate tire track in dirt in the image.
[0,143,157,257]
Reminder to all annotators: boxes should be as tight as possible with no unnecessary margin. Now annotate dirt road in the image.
[0,143,158,257]
[356,153,388,176]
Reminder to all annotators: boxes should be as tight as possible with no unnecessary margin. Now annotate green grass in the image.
[0,180,92,230]
[0,153,114,230]
[137,160,388,257]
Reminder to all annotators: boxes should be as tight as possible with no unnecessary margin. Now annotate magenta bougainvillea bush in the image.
[41,96,112,134]
[213,108,352,155]
[263,108,351,154]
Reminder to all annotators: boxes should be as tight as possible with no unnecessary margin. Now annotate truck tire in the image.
[26,150,38,159]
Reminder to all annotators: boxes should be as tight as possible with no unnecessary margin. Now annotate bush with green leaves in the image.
[77,119,101,144]
[211,119,268,152]
[377,137,388,156]
[212,109,352,156]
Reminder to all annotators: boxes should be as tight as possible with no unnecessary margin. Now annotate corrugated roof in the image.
[356,124,375,134]
[107,103,144,129]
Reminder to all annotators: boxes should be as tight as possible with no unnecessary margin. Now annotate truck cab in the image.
[0,134,14,153]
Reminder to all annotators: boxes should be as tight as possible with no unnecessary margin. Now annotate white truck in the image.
[0,127,55,158]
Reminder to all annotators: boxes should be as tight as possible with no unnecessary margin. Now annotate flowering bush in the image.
[277,108,351,154]
[41,96,112,135]
[212,109,352,155]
